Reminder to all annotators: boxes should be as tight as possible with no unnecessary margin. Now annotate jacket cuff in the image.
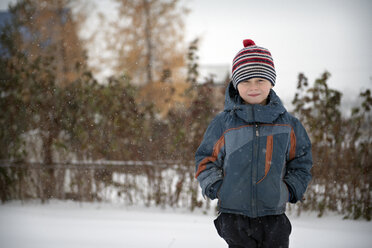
[206,180,223,200]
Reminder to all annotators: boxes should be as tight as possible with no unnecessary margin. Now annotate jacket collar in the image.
[224,81,287,124]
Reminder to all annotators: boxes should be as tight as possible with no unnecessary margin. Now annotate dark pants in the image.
[214,213,292,248]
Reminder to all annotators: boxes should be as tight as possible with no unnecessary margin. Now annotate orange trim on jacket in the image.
[257,135,273,184]
[195,135,225,178]
[290,128,296,160]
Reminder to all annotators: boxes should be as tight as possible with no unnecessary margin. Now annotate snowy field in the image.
[1,201,371,248]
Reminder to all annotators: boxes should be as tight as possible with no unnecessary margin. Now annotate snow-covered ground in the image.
[0,201,371,248]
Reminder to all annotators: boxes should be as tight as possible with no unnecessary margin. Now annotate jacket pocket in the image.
[280,180,290,206]
[256,176,280,209]
[218,160,252,211]
[283,181,290,202]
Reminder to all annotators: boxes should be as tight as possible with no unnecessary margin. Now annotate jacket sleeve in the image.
[284,118,313,203]
[195,114,225,199]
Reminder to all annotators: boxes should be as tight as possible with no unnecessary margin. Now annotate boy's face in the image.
[237,78,273,105]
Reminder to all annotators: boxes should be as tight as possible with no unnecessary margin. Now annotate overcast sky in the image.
[1,0,371,107]
[183,0,372,105]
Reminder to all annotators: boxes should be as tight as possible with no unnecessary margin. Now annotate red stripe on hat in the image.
[232,58,275,72]
[234,49,272,61]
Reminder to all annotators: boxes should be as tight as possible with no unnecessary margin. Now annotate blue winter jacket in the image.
[195,82,313,218]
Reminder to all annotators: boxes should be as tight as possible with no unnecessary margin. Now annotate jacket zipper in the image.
[252,123,259,217]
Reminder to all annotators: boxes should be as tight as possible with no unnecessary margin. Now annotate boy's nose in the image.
[250,83,259,90]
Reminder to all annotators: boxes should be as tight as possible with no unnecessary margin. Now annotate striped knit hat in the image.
[232,39,276,88]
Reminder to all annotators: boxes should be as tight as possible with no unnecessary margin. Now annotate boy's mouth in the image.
[248,93,260,97]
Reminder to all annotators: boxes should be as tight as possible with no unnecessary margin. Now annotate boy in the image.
[195,39,312,247]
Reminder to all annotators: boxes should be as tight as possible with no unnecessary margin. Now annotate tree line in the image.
[291,72,371,220]
[0,0,370,220]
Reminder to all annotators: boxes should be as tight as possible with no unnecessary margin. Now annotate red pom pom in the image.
[243,39,255,47]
